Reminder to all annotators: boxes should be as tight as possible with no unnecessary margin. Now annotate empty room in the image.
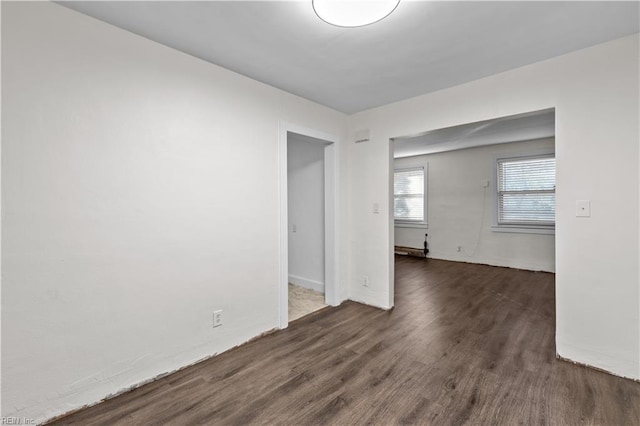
[1,1,639,425]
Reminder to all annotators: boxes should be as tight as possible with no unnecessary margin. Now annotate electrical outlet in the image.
[213,310,223,327]
[363,275,369,287]
[292,224,297,233]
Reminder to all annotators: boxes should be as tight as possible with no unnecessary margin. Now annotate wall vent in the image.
[354,129,370,143]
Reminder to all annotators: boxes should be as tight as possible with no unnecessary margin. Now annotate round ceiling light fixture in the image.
[313,0,400,28]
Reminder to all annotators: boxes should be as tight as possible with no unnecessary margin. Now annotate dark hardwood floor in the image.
[50,256,640,425]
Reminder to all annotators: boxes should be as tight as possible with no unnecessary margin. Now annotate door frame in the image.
[278,122,340,329]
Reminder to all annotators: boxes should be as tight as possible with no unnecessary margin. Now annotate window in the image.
[496,155,556,229]
[394,167,426,225]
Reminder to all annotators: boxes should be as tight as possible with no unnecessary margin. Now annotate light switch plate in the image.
[373,203,380,214]
[576,200,591,217]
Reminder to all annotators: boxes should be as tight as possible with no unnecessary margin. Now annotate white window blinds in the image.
[394,168,424,222]
[497,155,556,226]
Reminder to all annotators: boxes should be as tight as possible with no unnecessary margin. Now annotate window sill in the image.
[395,222,428,229]
[491,225,555,235]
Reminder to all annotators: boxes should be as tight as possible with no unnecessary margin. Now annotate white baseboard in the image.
[348,295,393,311]
[426,251,555,273]
[288,274,325,293]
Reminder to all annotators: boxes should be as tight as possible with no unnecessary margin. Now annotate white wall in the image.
[2,2,638,420]
[395,138,555,272]
[1,2,347,422]
[348,34,639,379]
[288,135,325,292]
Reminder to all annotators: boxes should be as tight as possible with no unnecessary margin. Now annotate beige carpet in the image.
[288,284,327,322]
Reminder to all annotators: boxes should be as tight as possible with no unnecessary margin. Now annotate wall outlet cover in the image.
[213,310,223,327]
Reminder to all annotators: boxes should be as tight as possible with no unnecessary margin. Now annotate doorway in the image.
[389,109,557,339]
[287,133,328,321]
[390,109,556,277]
[278,123,339,329]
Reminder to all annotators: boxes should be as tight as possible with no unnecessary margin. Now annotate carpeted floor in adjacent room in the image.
[288,283,326,321]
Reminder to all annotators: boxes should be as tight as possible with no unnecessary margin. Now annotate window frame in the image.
[394,165,428,229]
[492,153,556,235]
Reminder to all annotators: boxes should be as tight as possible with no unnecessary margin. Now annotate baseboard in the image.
[424,251,555,273]
[556,353,640,383]
[45,327,279,424]
[348,295,393,311]
[556,341,639,381]
[288,274,325,293]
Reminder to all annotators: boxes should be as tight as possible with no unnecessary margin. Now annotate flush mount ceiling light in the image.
[313,0,400,28]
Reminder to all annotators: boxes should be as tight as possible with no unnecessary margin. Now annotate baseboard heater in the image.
[394,245,427,258]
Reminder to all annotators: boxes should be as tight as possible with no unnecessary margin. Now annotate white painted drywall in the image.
[288,135,325,292]
[348,34,640,379]
[1,2,348,422]
[395,138,555,272]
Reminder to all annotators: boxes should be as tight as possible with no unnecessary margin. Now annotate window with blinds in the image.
[497,155,556,227]
[394,167,425,223]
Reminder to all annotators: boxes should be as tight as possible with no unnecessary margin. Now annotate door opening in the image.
[389,108,557,351]
[287,133,328,321]
[278,123,339,329]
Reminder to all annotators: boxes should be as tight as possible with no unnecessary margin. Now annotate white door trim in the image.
[278,121,340,329]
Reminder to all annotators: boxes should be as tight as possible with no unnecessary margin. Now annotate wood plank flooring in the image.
[50,256,640,425]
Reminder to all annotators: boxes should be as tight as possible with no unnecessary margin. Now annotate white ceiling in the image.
[58,1,639,114]
[393,109,555,158]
